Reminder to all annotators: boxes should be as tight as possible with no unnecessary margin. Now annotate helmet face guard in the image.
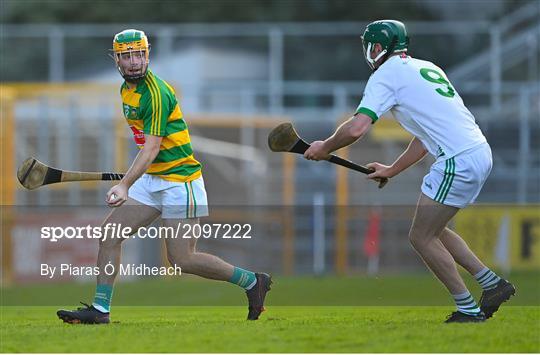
[362,41,389,70]
[110,29,150,82]
[361,20,409,71]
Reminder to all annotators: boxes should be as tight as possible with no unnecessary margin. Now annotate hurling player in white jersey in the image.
[304,20,515,323]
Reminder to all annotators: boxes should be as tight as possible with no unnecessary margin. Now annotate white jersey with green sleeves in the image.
[356,55,487,160]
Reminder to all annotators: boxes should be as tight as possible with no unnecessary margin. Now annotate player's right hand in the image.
[304,141,331,161]
[106,183,128,207]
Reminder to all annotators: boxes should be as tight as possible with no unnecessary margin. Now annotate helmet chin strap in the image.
[121,70,147,83]
[365,42,388,70]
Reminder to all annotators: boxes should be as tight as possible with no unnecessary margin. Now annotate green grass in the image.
[1,272,539,352]
[1,306,539,352]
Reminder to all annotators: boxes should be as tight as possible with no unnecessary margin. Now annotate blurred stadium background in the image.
[1,0,539,296]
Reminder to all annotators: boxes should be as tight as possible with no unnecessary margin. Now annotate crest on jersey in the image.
[123,104,138,119]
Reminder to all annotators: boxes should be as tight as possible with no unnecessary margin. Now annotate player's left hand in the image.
[106,183,129,207]
[366,162,396,180]
[304,141,331,161]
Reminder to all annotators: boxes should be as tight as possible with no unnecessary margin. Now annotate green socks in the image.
[229,267,257,290]
[92,284,113,313]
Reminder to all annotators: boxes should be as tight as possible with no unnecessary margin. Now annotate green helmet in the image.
[361,20,409,70]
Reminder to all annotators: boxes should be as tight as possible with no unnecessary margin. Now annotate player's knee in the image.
[409,229,426,250]
[409,230,439,252]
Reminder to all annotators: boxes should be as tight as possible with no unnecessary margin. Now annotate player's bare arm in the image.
[304,113,372,161]
[107,134,162,207]
[367,137,428,180]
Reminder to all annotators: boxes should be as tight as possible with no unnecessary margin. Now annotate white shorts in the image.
[128,174,209,219]
[421,143,492,208]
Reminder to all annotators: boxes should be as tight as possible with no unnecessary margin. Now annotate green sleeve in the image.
[355,107,379,124]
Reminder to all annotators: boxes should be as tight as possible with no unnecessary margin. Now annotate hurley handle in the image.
[328,155,389,188]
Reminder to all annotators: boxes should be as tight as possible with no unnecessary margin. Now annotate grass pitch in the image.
[1,273,539,353]
[2,306,539,352]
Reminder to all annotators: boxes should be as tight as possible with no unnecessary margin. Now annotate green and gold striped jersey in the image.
[120,70,202,182]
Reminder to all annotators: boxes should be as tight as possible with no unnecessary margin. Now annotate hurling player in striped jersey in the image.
[57,29,271,324]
